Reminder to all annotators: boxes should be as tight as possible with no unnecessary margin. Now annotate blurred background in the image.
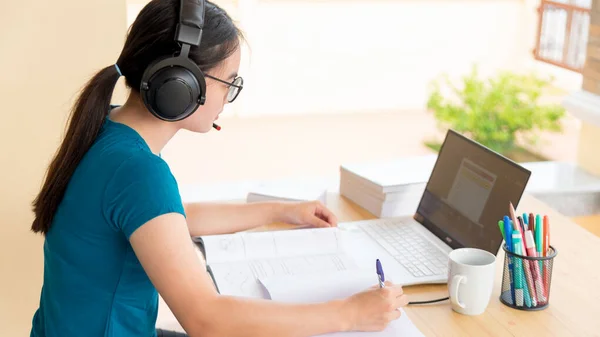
[2,0,599,335]
[154,0,589,184]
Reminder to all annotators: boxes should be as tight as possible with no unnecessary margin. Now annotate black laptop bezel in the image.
[412,129,532,252]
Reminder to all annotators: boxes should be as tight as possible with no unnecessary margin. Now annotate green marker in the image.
[498,220,505,240]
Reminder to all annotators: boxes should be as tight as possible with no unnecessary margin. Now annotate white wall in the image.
[126,0,582,117]
[238,0,531,116]
[0,0,126,335]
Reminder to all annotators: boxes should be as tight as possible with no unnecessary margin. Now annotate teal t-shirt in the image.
[30,117,186,337]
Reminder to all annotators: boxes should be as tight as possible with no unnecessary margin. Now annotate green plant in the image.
[425,66,565,156]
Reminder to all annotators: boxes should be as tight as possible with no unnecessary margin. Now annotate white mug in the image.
[448,248,496,315]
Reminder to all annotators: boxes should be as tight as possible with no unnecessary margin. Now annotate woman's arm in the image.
[183,201,337,237]
[130,213,407,337]
[183,201,283,236]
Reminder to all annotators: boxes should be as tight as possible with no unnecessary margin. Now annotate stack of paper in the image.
[339,155,437,217]
[247,180,328,204]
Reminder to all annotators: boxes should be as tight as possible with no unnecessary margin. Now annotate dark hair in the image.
[31,0,243,234]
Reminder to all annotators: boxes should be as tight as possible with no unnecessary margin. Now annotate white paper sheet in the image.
[259,270,424,337]
[201,227,342,264]
[210,253,359,299]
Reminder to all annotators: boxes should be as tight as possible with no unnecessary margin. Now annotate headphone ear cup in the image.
[140,56,206,121]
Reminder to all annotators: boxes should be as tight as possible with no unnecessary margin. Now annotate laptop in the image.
[340,129,531,286]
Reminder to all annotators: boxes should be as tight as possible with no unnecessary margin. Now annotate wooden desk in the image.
[157,192,600,336]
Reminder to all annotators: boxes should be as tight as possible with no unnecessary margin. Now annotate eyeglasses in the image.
[205,74,244,103]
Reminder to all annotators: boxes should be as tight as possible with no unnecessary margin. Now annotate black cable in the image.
[408,296,450,305]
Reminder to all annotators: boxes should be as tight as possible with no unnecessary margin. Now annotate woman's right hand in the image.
[340,281,409,332]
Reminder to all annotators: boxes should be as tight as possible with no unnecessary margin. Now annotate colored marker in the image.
[529,213,535,233]
[517,217,528,255]
[525,231,547,304]
[512,232,524,307]
[510,203,537,306]
[536,215,543,271]
[520,245,533,308]
[510,217,531,308]
[543,216,551,298]
[503,215,515,303]
[543,216,549,257]
[503,216,513,252]
[517,216,526,238]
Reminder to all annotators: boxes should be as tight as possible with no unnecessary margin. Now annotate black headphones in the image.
[140,0,207,122]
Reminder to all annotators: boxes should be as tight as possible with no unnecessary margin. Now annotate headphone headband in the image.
[176,0,205,46]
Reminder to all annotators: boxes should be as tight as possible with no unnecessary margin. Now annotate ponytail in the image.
[31,65,121,235]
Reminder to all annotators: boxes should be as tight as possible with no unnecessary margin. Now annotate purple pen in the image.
[376,259,385,288]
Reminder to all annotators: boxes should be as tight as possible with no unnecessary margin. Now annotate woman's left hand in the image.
[278,201,338,228]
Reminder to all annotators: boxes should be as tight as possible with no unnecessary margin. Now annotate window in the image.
[534,0,592,73]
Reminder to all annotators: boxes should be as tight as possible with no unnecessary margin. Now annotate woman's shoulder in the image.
[114,150,173,180]
[101,143,184,237]
[84,136,174,190]
[92,119,168,169]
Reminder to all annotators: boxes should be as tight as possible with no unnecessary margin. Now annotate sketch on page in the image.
[201,234,246,264]
[209,253,359,298]
[202,227,343,264]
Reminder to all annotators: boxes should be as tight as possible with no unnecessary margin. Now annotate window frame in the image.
[533,0,592,73]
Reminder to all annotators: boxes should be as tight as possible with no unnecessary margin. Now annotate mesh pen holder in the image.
[500,244,557,311]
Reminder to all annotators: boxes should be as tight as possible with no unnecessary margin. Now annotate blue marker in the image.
[503,216,512,251]
[376,259,385,288]
[523,213,528,226]
[503,216,515,304]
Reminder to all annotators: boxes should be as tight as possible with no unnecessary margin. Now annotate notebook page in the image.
[209,253,359,299]
[258,269,378,303]
[200,227,342,264]
[259,271,424,337]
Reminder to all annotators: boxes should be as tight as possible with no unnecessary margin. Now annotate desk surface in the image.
[157,192,600,337]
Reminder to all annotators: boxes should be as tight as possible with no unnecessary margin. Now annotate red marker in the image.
[212,123,221,131]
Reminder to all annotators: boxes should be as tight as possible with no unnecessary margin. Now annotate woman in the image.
[29,0,409,336]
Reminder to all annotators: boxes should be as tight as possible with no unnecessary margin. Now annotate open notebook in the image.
[193,228,359,298]
[193,228,424,336]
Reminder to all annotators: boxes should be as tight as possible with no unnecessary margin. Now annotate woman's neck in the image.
[108,93,179,155]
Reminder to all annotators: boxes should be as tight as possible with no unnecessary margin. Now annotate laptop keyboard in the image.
[361,220,449,278]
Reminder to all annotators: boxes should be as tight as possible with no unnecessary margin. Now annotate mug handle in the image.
[450,275,467,309]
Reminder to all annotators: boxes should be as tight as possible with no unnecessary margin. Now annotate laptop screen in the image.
[414,130,531,254]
